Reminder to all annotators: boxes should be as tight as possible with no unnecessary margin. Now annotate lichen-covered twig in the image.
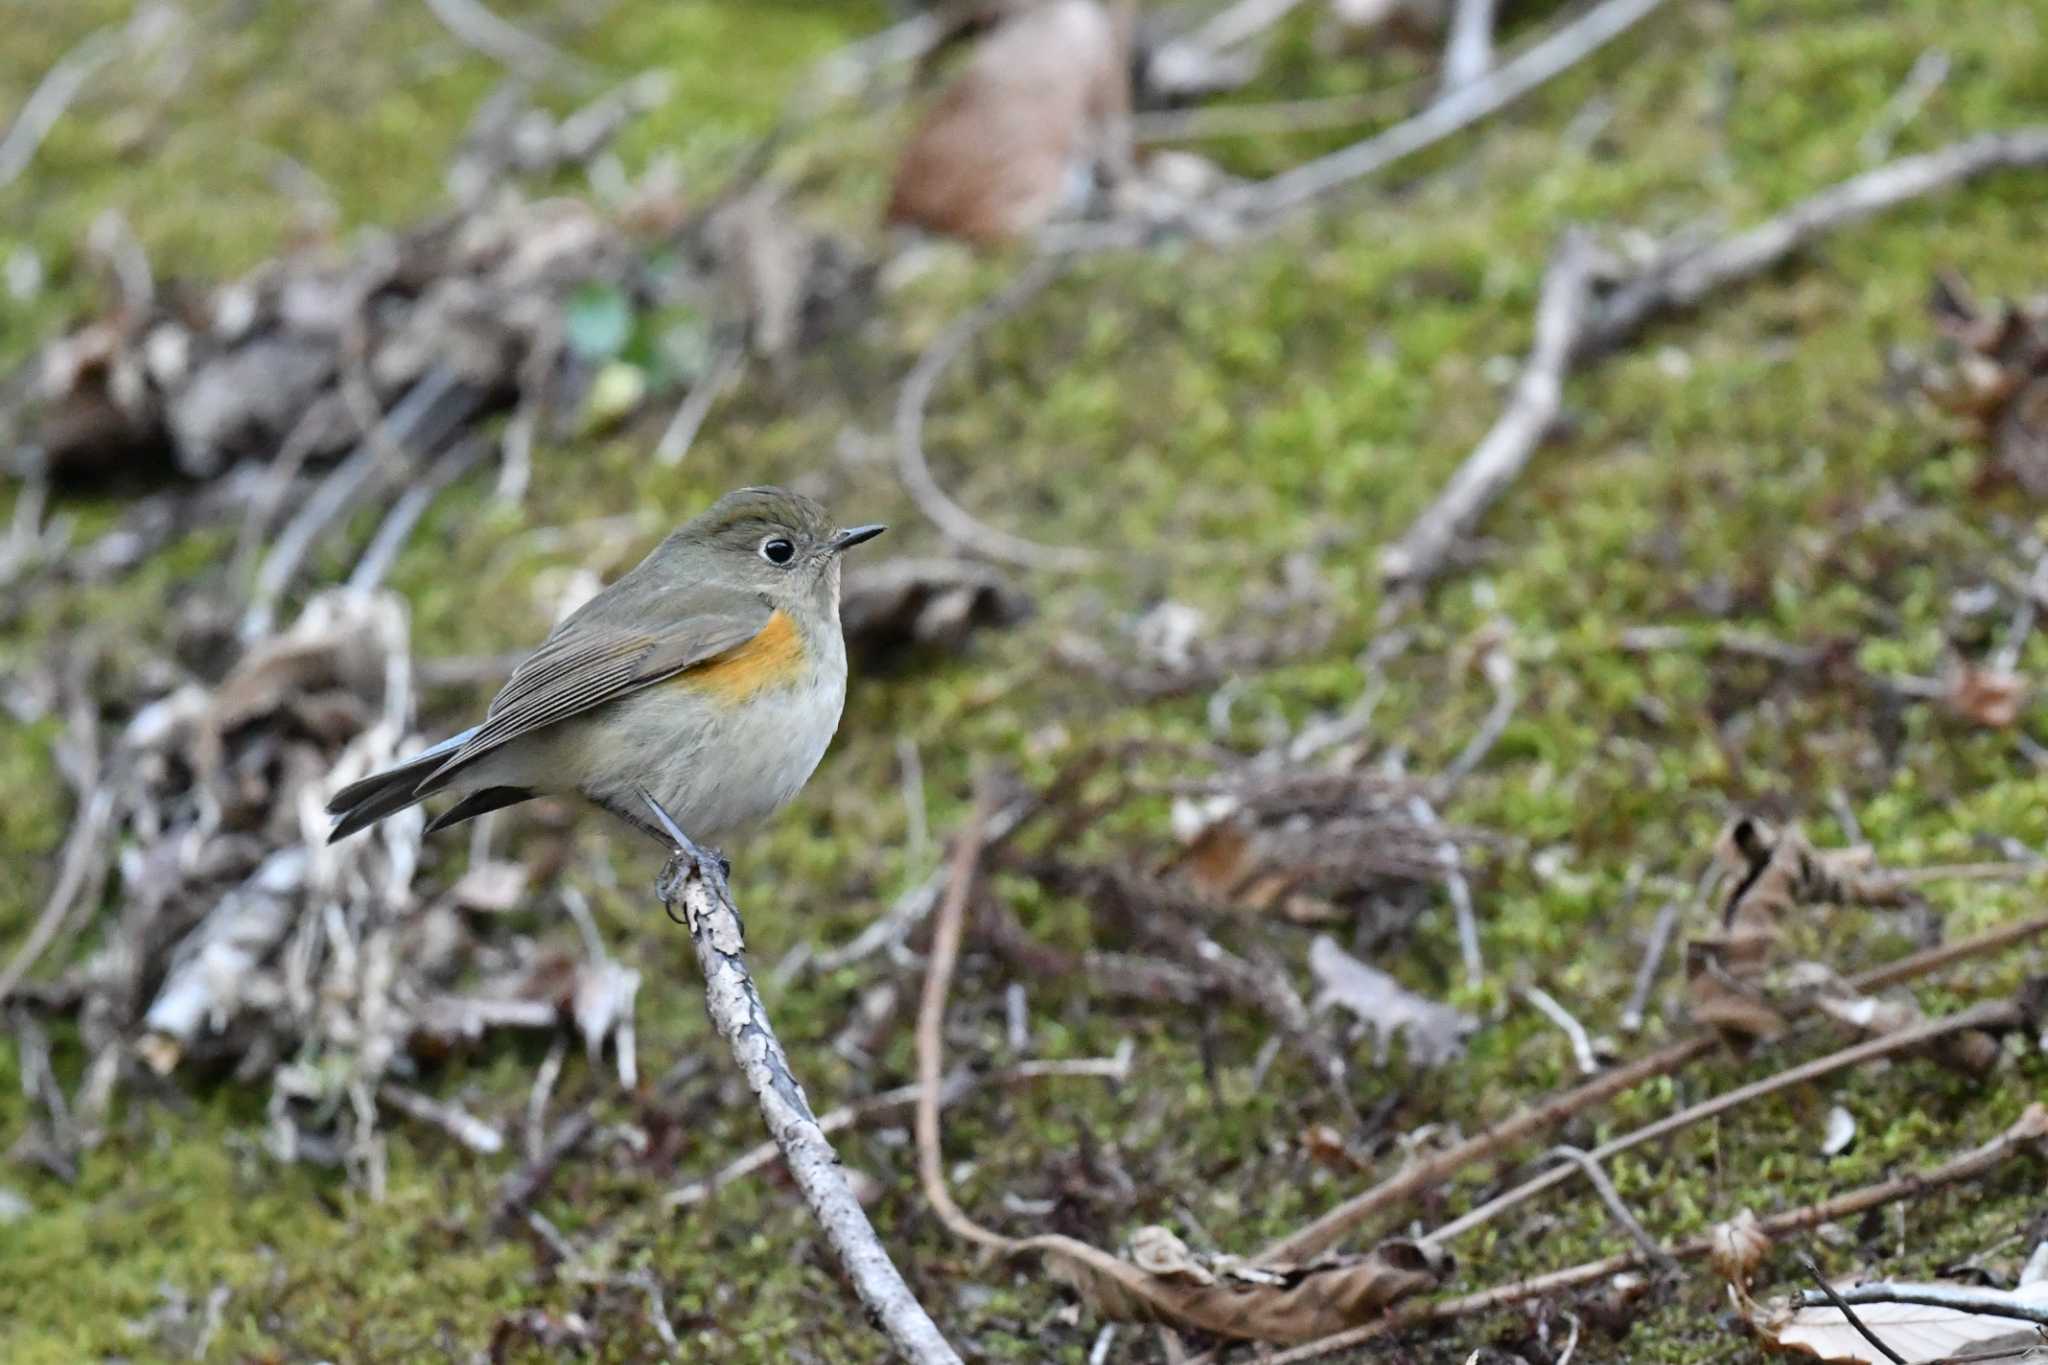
[643,793,962,1365]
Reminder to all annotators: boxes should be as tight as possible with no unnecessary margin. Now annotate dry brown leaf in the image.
[1814,992,2004,1077]
[1709,1209,1773,1288]
[1946,662,2030,729]
[1028,1226,1448,1343]
[1686,818,1930,1043]
[1308,934,1476,1067]
[1753,1281,2048,1363]
[885,0,1128,242]
[1912,274,2048,494]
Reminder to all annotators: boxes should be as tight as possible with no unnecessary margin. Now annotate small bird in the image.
[327,486,884,856]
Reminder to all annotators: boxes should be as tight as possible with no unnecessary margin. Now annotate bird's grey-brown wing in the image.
[417,593,771,794]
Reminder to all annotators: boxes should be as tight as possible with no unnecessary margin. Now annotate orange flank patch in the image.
[679,610,808,703]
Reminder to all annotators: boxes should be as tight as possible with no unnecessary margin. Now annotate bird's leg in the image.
[637,789,737,932]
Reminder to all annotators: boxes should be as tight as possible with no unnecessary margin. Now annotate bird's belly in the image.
[563,666,846,842]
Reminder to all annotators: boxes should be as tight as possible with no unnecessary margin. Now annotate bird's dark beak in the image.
[829,524,886,553]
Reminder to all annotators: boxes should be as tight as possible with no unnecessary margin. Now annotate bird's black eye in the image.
[760,536,796,565]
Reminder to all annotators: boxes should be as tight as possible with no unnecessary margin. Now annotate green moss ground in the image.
[4,0,2048,1359]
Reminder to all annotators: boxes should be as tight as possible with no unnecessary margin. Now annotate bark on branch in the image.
[648,797,961,1365]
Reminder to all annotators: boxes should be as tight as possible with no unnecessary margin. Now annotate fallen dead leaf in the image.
[1754,1280,2048,1364]
[1032,1225,1449,1343]
[886,0,1128,242]
[1946,661,2030,729]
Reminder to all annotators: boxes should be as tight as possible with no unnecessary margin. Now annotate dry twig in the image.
[1424,996,2023,1245]
[1380,229,1597,587]
[643,793,961,1364]
[1223,0,1675,220]
[1233,1105,2048,1365]
[1384,127,2048,593]
[1798,1252,1909,1365]
[895,256,1096,571]
[1441,0,1499,91]
[421,0,592,84]
[1255,912,2048,1265]
[0,28,121,192]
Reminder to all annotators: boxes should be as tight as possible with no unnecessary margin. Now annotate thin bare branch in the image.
[1425,997,2022,1245]
[646,794,960,1364]
[1521,987,1600,1076]
[1226,0,1675,219]
[1380,230,1598,586]
[1243,1104,2048,1365]
[916,792,1016,1249]
[421,0,593,84]
[1255,912,2048,1265]
[1794,1282,2048,1330]
[654,344,744,467]
[1798,1252,1908,1365]
[1441,0,1499,92]
[0,29,121,192]
[895,257,1097,571]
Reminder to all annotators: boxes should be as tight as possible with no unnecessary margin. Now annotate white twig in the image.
[1380,230,1597,586]
[421,0,591,83]
[1226,0,1674,219]
[1860,49,1950,165]
[526,1037,567,1165]
[1545,1145,1673,1271]
[1185,0,1307,53]
[1794,1282,2048,1329]
[1521,986,1599,1076]
[0,786,114,1004]
[378,1082,506,1154]
[243,367,472,641]
[1583,128,2048,355]
[1441,0,1499,92]
[1618,890,1687,1034]
[812,796,1035,972]
[0,29,121,192]
[895,257,1097,571]
[1407,795,1483,989]
[347,437,486,592]
[655,344,743,467]
[646,798,961,1364]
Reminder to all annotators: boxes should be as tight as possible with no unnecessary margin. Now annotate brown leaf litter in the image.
[1736,1225,2048,1364]
[916,799,1451,1345]
[1908,272,2048,496]
[886,0,1132,242]
[10,589,627,1186]
[1685,816,2001,1073]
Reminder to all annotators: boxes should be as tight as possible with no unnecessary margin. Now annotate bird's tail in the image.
[326,725,477,843]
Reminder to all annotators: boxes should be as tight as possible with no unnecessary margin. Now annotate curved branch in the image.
[894,257,1098,572]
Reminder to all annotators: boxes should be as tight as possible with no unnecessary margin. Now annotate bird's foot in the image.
[639,789,736,931]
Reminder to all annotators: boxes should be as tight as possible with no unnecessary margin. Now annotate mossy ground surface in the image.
[4,0,2048,1360]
